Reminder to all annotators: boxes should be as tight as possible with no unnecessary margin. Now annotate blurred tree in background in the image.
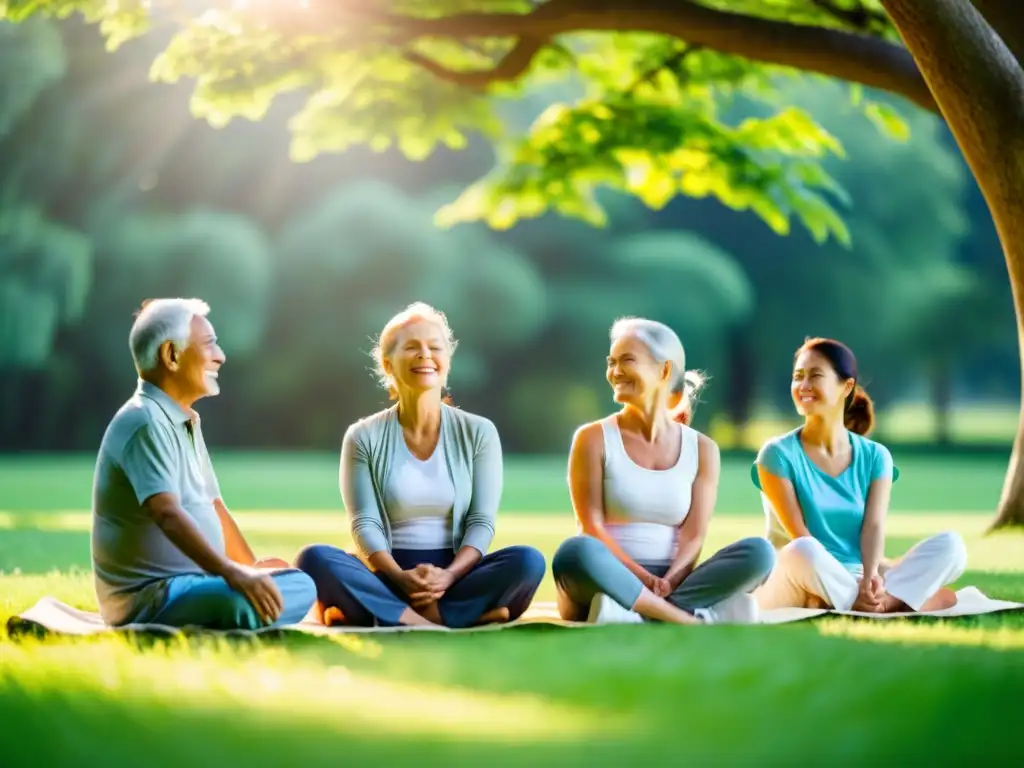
[671,78,1002,442]
[0,19,92,448]
[263,180,545,445]
[0,4,1016,485]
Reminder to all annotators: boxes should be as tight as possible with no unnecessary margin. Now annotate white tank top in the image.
[383,437,455,550]
[601,416,700,564]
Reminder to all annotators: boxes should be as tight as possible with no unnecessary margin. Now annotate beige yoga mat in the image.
[7,588,1023,639]
[763,586,1024,623]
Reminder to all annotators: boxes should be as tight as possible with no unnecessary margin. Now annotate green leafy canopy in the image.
[0,0,912,243]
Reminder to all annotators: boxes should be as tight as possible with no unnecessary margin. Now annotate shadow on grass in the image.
[2,621,1022,766]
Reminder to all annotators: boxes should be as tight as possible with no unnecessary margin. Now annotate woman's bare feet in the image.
[878,594,909,613]
[398,606,442,627]
[851,594,884,613]
[474,607,511,626]
[415,602,444,625]
[861,589,956,614]
[323,606,346,626]
[918,587,958,612]
[634,589,701,625]
[312,601,346,626]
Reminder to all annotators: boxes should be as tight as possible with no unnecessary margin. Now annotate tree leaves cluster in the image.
[0,3,1014,458]
[0,0,922,241]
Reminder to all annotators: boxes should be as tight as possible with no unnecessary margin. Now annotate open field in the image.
[1,454,1022,766]
[0,451,1013,512]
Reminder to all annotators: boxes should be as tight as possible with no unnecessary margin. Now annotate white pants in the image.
[754,532,968,612]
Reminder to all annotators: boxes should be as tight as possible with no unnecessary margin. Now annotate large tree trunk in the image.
[881,0,1024,529]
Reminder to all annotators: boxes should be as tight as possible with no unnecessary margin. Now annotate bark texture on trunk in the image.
[882,0,1024,529]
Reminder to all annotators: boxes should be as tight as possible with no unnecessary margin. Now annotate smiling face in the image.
[606,335,671,406]
[170,314,226,403]
[383,319,450,397]
[791,348,853,419]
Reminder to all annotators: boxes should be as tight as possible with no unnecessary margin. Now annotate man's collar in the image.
[136,379,198,425]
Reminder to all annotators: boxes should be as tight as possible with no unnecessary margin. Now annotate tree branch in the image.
[354,0,936,112]
[626,43,704,94]
[808,0,889,33]
[970,0,1024,70]
[404,36,550,89]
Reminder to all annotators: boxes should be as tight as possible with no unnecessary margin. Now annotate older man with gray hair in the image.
[91,298,316,629]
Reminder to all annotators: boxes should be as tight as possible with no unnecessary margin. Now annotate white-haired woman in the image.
[551,317,775,625]
[296,303,546,628]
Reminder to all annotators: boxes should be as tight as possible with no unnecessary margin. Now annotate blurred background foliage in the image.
[0,15,1014,454]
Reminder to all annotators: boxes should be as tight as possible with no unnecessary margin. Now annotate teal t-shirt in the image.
[750,429,898,566]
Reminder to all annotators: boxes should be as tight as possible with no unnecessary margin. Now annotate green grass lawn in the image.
[1,454,1022,766]
[0,451,1012,512]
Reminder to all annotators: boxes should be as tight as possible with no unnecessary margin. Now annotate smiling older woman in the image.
[295,302,546,628]
[551,317,775,626]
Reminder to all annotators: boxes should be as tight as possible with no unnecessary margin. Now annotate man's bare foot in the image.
[919,588,958,612]
[474,607,511,626]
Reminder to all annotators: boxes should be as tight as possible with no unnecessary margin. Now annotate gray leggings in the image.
[552,535,776,620]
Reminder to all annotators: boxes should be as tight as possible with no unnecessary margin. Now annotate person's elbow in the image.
[861,516,885,534]
[678,522,709,548]
[577,513,606,538]
[351,519,387,555]
[142,492,184,528]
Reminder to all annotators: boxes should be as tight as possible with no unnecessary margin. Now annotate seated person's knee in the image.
[294,544,333,573]
[936,530,968,571]
[780,536,827,566]
[217,589,264,631]
[513,546,547,585]
[280,570,318,605]
[552,536,602,577]
[742,537,777,579]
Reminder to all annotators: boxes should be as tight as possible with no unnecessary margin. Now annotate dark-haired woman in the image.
[752,338,967,613]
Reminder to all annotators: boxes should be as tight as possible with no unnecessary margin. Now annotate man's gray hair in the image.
[129,298,210,374]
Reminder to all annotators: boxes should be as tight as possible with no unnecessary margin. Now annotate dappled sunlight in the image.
[0,640,618,743]
[321,632,384,660]
[817,618,1024,650]
[0,572,95,623]
[0,512,90,532]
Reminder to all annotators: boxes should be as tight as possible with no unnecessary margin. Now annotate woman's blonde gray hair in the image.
[371,302,458,399]
[610,316,706,422]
